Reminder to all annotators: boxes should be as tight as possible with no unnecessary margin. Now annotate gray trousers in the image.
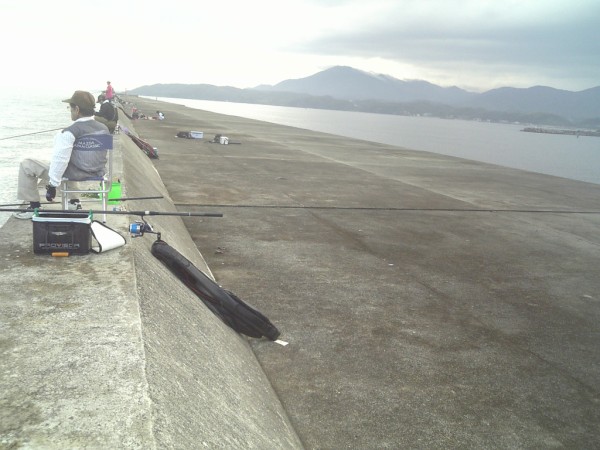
[17,158,49,202]
[17,158,92,202]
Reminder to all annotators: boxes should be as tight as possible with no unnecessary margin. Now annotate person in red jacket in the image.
[105,81,114,100]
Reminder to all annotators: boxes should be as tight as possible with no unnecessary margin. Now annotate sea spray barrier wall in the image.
[115,113,303,448]
[0,111,302,449]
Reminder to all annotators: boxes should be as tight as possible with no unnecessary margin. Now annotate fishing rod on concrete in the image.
[121,209,223,239]
[0,207,223,241]
[0,127,64,141]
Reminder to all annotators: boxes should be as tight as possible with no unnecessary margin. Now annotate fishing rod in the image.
[0,207,223,241]
[1,207,222,245]
[0,207,223,218]
[0,127,64,141]
[0,196,165,208]
[79,196,165,204]
[174,203,600,215]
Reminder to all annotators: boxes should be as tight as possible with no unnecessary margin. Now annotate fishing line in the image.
[174,203,600,214]
[0,127,64,141]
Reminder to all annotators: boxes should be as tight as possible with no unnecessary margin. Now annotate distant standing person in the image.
[105,81,114,101]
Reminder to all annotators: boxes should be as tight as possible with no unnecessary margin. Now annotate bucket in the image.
[108,181,122,205]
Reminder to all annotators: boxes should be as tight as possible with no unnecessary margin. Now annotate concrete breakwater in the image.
[0,109,302,448]
[128,95,600,449]
[3,93,600,448]
[522,126,600,137]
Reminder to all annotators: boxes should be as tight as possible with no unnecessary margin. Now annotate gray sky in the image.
[1,0,598,94]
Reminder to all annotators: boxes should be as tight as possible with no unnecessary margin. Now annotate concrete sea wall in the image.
[0,112,302,448]
[128,95,600,449]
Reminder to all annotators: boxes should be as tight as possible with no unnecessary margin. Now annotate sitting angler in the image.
[14,90,110,219]
[94,93,118,133]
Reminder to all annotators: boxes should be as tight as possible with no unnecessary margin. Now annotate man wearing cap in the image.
[14,90,110,219]
[95,93,118,133]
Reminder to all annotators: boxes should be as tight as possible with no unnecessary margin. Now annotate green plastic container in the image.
[108,182,122,205]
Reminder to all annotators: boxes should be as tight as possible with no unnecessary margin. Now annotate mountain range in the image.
[129,66,600,127]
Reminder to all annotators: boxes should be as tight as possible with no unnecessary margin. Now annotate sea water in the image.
[0,89,71,227]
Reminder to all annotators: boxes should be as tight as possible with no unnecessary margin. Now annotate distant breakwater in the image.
[522,127,600,137]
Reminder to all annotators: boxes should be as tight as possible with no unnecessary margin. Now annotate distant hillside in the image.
[262,66,600,122]
[468,85,600,121]
[129,67,600,127]
[260,66,476,105]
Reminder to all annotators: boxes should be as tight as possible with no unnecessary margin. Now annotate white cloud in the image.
[1,0,597,93]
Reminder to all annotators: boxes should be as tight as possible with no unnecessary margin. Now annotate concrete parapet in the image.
[0,112,302,448]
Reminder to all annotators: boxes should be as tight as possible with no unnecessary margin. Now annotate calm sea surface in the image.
[0,90,71,227]
[1,93,598,227]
